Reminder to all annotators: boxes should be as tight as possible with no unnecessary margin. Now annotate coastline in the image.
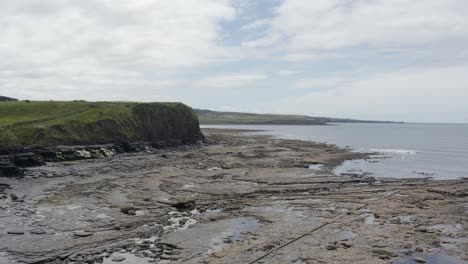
[0,128,466,263]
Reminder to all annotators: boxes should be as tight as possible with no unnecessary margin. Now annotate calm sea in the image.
[202,123,468,180]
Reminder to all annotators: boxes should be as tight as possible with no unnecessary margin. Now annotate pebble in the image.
[415,246,424,252]
[120,206,136,215]
[325,244,337,250]
[112,256,126,262]
[127,210,136,216]
[10,193,18,201]
[340,241,352,248]
[414,257,426,263]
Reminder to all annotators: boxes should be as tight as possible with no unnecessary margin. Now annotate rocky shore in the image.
[0,129,466,264]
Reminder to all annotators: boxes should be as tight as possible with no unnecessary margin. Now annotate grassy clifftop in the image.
[0,101,203,149]
[195,109,402,125]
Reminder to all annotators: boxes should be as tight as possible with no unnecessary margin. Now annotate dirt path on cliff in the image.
[0,129,466,264]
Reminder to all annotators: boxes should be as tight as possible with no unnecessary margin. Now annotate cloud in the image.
[0,0,236,100]
[246,0,468,60]
[1,0,468,123]
[259,64,468,123]
[194,73,267,89]
[240,19,270,31]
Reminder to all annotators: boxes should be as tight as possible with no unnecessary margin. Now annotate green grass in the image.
[194,109,326,125]
[0,101,201,149]
[194,109,401,125]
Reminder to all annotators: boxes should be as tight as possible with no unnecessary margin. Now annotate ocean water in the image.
[202,123,468,180]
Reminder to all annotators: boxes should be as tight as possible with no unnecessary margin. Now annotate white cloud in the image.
[0,0,236,99]
[260,64,468,123]
[194,73,267,89]
[247,0,468,59]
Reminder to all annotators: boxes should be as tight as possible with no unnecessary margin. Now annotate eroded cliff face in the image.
[0,102,204,177]
[132,103,204,143]
[0,102,204,149]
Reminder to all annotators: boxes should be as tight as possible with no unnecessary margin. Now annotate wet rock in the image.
[172,198,196,210]
[111,255,126,262]
[414,256,427,263]
[372,249,397,258]
[30,229,47,235]
[160,254,172,259]
[415,246,424,252]
[415,226,428,232]
[0,159,23,177]
[73,231,94,237]
[10,152,45,167]
[338,241,352,248]
[113,224,122,230]
[7,229,25,235]
[120,206,137,215]
[10,193,18,201]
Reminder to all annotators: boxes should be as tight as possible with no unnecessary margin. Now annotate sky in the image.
[1,0,468,123]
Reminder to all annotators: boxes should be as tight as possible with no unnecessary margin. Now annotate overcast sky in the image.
[1,0,468,123]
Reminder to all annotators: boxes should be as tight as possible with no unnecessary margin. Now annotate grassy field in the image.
[0,101,201,149]
[194,109,401,125]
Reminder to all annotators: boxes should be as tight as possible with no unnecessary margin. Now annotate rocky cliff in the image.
[0,101,204,177]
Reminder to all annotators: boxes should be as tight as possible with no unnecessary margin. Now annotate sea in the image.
[201,123,468,180]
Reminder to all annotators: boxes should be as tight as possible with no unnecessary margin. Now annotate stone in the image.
[415,246,424,252]
[373,241,389,248]
[120,206,136,215]
[10,193,18,201]
[111,256,126,262]
[372,249,397,257]
[127,210,136,215]
[73,231,94,237]
[340,241,352,248]
[30,229,47,235]
[160,254,172,259]
[415,227,428,232]
[414,257,426,263]
[325,244,337,250]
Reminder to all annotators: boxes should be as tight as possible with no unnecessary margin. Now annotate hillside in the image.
[0,101,203,150]
[195,109,401,125]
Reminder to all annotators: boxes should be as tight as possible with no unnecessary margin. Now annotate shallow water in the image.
[203,124,468,180]
[394,253,468,264]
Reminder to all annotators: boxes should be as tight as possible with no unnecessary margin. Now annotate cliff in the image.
[0,101,204,150]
